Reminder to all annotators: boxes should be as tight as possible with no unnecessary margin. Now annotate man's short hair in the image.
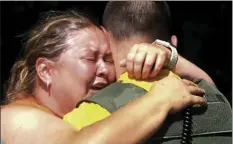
[103,1,171,41]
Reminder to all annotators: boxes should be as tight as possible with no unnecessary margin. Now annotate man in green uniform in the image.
[98,1,232,143]
[64,1,232,143]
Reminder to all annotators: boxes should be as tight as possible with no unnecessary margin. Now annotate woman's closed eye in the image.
[104,55,114,64]
[105,59,114,64]
[85,57,97,62]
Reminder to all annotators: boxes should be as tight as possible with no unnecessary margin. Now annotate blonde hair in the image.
[5,10,94,104]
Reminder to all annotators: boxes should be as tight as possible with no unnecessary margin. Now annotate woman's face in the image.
[50,26,116,114]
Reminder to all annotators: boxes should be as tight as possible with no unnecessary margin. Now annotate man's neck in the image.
[115,64,126,79]
[113,46,127,79]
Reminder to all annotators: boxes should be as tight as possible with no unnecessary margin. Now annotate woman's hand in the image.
[120,43,171,80]
[148,76,206,114]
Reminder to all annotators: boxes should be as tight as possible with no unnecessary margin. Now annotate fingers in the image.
[126,44,148,79]
[149,51,166,78]
[141,53,156,79]
[126,53,135,78]
[133,51,147,79]
[182,79,198,87]
[183,79,205,96]
[187,85,205,96]
[126,45,138,78]
[119,59,126,67]
[125,43,170,80]
[190,95,207,106]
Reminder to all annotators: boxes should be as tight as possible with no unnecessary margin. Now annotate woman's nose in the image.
[96,59,109,77]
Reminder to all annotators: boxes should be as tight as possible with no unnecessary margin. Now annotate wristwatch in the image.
[153,39,178,69]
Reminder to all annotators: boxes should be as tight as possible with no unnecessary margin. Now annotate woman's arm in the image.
[1,97,168,144]
[1,76,206,144]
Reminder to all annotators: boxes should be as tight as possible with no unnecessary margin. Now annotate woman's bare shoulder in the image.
[1,105,76,144]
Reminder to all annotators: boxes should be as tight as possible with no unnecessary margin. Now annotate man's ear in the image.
[100,26,108,35]
[36,58,53,86]
[100,25,116,49]
[171,35,178,47]
[100,26,111,39]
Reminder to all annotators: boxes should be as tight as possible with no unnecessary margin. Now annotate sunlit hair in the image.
[5,10,96,104]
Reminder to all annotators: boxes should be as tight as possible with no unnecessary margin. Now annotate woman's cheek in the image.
[79,62,97,81]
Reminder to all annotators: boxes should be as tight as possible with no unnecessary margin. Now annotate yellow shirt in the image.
[118,69,180,91]
[63,70,180,130]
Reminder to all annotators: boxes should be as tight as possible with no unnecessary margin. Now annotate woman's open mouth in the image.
[89,83,107,94]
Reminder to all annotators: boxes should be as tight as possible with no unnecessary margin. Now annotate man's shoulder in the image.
[90,81,146,98]
[87,82,147,112]
[118,70,180,91]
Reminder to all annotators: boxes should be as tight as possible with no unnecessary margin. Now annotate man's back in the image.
[87,77,232,143]
[64,70,232,143]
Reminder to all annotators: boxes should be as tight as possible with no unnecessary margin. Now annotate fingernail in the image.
[149,73,156,78]
[202,89,206,93]
[193,104,202,108]
[120,59,126,65]
[128,75,133,79]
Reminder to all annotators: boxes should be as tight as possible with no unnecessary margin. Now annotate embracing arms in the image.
[1,76,205,144]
